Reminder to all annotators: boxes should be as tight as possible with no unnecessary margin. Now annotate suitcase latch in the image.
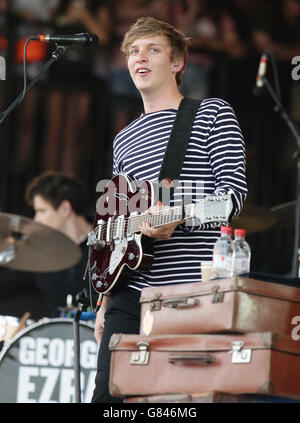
[211,285,224,303]
[229,341,252,364]
[150,292,163,311]
[150,300,161,311]
[130,341,149,365]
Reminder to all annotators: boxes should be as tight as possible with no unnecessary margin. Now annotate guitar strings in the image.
[91,205,191,243]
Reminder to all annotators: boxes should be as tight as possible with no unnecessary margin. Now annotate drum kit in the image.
[0,211,83,337]
[0,211,98,403]
[0,202,295,402]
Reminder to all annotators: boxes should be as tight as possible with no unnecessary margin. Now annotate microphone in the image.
[253,53,268,96]
[33,32,99,47]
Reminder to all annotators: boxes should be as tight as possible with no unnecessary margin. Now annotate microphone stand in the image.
[0,44,67,125]
[262,75,300,277]
[73,301,88,403]
[73,288,91,403]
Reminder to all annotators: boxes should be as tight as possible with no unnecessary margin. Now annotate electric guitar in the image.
[88,174,233,293]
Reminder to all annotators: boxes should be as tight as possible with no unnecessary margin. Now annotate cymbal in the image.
[231,204,277,234]
[270,200,300,228]
[0,212,82,272]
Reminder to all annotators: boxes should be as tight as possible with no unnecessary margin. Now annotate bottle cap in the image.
[221,226,232,235]
[234,228,246,237]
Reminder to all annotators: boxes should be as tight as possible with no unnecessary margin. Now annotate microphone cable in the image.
[0,36,35,124]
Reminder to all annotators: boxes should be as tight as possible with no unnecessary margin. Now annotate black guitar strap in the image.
[158,97,202,206]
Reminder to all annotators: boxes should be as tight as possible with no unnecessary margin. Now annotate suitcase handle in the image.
[162,297,199,309]
[168,353,216,364]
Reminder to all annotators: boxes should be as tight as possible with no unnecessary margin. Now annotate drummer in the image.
[0,171,95,320]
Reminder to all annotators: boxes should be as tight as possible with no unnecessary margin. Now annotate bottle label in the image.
[212,254,232,278]
[232,258,250,275]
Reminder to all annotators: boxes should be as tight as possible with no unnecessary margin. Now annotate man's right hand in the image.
[94,294,110,344]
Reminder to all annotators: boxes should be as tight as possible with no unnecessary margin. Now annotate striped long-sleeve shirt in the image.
[113,98,247,291]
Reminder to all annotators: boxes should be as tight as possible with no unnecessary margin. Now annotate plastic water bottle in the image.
[211,226,233,278]
[232,229,251,276]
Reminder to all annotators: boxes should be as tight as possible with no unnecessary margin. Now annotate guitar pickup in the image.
[96,219,106,247]
[113,215,125,243]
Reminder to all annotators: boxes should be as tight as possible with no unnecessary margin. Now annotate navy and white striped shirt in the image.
[113,98,247,291]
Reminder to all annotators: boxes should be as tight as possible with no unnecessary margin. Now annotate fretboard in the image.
[127,204,195,235]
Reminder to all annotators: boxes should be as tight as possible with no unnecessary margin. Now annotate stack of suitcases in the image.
[108,276,300,403]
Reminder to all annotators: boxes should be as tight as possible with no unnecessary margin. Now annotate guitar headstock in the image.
[194,194,233,224]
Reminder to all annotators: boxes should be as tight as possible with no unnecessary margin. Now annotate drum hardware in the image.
[0,212,81,272]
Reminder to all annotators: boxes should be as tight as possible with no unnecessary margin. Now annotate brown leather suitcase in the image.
[109,332,300,400]
[139,277,300,336]
[124,392,274,403]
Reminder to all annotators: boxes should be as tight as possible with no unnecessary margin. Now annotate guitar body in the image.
[89,174,154,294]
[88,174,233,294]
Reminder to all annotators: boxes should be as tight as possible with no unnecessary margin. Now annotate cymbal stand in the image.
[262,74,300,277]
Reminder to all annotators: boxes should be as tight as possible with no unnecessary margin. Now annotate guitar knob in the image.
[128,253,135,260]
[96,280,103,288]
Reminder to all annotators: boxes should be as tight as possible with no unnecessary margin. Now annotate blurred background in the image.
[0,0,300,277]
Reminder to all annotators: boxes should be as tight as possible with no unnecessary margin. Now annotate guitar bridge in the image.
[87,230,97,246]
[87,231,104,248]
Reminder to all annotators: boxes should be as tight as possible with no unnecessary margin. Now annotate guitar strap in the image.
[158,97,202,206]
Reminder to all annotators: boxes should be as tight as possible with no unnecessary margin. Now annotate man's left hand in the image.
[139,205,184,240]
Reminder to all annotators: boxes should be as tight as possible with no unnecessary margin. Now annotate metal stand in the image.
[0,42,67,210]
[73,305,85,403]
[262,75,300,276]
[73,289,90,403]
[0,43,67,125]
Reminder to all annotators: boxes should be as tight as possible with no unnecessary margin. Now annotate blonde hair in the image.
[121,17,189,87]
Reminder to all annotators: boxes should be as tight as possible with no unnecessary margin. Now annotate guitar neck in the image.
[89,192,232,246]
[128,204,194,235]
